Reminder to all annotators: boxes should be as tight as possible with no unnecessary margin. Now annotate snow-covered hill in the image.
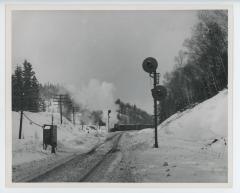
[12,111,107,165]
[119,89,228,182]
[159,89,227,140]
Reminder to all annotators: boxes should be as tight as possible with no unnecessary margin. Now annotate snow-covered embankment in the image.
[119,90,228,182]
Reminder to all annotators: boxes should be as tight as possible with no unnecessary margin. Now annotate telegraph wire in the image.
[22,112,43,128]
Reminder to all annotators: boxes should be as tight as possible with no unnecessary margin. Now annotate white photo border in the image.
[2,1,239,192]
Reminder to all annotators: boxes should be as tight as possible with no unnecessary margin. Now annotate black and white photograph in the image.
[6,5,232,185]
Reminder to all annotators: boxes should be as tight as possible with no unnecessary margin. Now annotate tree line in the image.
[159,10,228,122]
[12,60,43,112]
[115,99,153,125]
[12,64,105,126]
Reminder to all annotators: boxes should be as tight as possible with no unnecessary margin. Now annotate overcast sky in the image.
[12,10,199,113]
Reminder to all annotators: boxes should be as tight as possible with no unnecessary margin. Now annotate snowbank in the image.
[12,111,107,165]
[159,89,228,140]
[119,90,228,182]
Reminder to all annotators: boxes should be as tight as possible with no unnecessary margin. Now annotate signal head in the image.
[142,57,158,73]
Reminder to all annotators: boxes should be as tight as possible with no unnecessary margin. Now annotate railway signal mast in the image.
[142,57,167,148]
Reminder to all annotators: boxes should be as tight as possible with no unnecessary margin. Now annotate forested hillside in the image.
[160,10,228,122]
[115,99,153,125]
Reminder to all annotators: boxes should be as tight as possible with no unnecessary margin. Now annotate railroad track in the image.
[24,132,123,182]
[79,132,123,182]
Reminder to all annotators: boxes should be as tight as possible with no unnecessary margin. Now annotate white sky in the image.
[12,10,198,113]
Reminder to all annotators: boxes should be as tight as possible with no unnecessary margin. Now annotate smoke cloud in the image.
[66,79,118,127]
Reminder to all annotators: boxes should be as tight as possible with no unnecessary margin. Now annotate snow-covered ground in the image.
[12,90,228,182]
[119,90,228,182]
[12,111,107,166]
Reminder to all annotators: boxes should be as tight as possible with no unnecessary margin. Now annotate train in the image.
[110,124,154,132]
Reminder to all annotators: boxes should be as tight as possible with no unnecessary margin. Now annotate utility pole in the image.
[59,95,62,124]
[81,120,84,130]
[19,110,23,139]
[72,107,75,125]
[52,114,54,125]
[70,106,80,125]
[17,90,42,139]
[53,94,68,124]
[108,110,111,132]
[18,93,24,139]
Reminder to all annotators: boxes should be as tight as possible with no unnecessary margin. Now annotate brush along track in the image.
[26,132,123,182]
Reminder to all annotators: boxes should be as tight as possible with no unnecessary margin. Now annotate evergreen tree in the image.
[12,65,23,111]
[22,60,35,110]
[12,60,41,112]
[31,75,40,112]
[115,99,152,125]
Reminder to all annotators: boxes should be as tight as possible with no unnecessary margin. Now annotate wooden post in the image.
[19,110,23,139]
[52,114,54,125]
[59,95,63,124]
[107,110,111,132]
[72,107,75,125]
[18,93,24,139]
